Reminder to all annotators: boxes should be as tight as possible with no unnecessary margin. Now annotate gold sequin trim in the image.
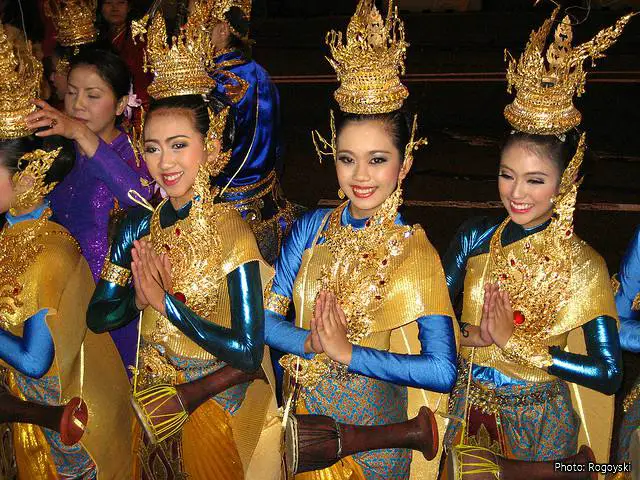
[624,384,640,412]
[100,260,131,287]
[611,274,621,296]
[264,289,290,316]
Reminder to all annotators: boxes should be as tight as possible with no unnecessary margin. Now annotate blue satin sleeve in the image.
[616,227,640,351]
[164,261,264,372]
[0,309,54,379]
[87,207,151,333]
[263,210,331,355]
[442,217,498,303]
[548,315,622,395]
[347,315,457,392]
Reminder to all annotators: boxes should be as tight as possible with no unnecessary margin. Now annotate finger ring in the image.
[49,119,57,128]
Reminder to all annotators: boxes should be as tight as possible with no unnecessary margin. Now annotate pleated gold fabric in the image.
[1,219,133,479]
[460,232,617,382]
[140,207,274,360]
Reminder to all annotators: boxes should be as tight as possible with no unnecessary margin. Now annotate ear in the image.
[116,95,128,117]
[14,174,35,195]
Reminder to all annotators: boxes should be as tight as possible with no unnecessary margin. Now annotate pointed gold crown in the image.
[45,0,97,47]
[212,0,252,22]
[0,23,43,140]
[133,0,216,99]
[326,0,408,115]
[504,7,635,136]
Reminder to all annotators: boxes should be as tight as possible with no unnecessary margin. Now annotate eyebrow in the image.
[337,149,392,155]
[67,83,105,92]
[144,135,191,143]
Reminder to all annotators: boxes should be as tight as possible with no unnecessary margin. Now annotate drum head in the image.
[284,415,299,475]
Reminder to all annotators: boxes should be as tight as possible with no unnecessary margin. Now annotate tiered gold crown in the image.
[45,0,97,47]
[326,0,408,115]
[504,7,634,135]
[0,23,43,140]
[212,0,252,22]
[133,0,216,99]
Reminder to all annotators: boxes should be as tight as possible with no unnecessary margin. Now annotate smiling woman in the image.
[25,47,154,370]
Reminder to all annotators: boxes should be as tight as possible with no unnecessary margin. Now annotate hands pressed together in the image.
[131,239,173,317]
[465,283,515,348]
[305,291,353,366]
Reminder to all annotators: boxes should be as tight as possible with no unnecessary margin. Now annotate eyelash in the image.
[172,143,187,149]
[499,172,545,184]
[144,146,158,154]
[337,156,387,164]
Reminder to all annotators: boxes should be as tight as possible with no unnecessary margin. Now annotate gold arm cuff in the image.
[502,332,553,370]
[100,260,131,287]
[632,293,640,312]
[264,290,291,316]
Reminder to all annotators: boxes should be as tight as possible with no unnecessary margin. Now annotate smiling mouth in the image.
[161,172,184,186]
[510,200,533,213]
[351,185,377,199]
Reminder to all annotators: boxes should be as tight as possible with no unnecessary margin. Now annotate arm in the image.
[616,227,640,351]
[0,309,54,379]
[87,209,148,333]
[163,261,264,372]
[548,315,622,395]
[86,139,152,207]
[347,315,457,392]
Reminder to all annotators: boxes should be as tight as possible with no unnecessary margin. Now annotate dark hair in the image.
[96,0,138,40]
[146,92,236,171]
[0,135,75,185]
[224,7,252,58]
[334,108,413,160]
[502,129,585,177]
[68,47,131,100]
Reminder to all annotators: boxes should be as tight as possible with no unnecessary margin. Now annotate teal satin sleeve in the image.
[0,309,54,379]
[86,207,151,333]
[548,315,622,395]
[348,315,457,392]
[164,261,265,372]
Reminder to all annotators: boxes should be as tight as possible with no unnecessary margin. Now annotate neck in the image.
[10,202,43,217]
[98,124,121,144]
[109,23,126,37]
[169,190,193,211]
[347,202,377,220]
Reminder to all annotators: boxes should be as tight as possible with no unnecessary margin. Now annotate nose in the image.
[510,179,527,200]
[72,92,87,112]
[352,160,370,182]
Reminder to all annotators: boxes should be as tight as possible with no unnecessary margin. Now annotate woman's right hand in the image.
[131,244,149,310]
[460,283,497,348]
[25,100,100,156]
[305,291,326,354]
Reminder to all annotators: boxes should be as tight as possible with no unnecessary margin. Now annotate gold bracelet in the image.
[100,259,131,287]
[264,289,290,316]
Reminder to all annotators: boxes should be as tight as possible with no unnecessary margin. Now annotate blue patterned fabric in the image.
[303,373,411,480]
[616,226,640,352]
[14,374,96,478]
[445,370,579,461]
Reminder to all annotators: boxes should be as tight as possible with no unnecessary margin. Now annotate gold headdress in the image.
[133,0,216,99]
[0,23,43,140]
[45,0,97,48]
[211,0,252,23]
[504,7,635,136]
[325,0,408,115]
[10,148,63,215]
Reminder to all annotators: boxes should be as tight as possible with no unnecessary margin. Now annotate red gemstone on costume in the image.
[500,274,508,280]
[163,244,170,251]
[379,280,385,286]
[510,259,516,266]
[513,311,525,325]
[382,259,388,266]
[13,287,19,295]
[174,292,187,303]
[363,253,369,259]
[175,228,181,236]
[375,295,382,300]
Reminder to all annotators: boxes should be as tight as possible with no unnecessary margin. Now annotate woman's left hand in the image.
[131,239,172,316]
[488,289,515,349]
[316,291,352,365]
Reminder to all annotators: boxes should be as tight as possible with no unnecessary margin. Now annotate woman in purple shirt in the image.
[26,47,153,371]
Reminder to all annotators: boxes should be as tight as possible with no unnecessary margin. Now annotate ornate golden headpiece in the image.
[45,0,97,48]
[212,0,252,23]
[504,7,634,136]
[325,0,408,115]
[10,148,63,215]
[0,23,43,140]
[133,0,216,99]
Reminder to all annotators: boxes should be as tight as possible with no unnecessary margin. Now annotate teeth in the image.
[164,172,183,181]
[510,201,533,210]
[353,186,375,194]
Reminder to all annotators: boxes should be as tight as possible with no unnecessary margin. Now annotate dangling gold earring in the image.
[338,188,345,200]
